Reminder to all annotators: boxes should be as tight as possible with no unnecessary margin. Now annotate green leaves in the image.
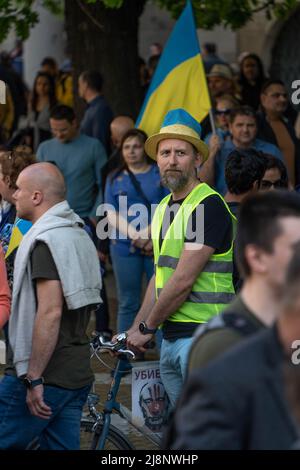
[87,0,124,7]
[0,0,299,44]
[0,0,64,43]
[273,0,299,19]
[154,0,300,30]
[0,0,37,42]
[42,0,64,16]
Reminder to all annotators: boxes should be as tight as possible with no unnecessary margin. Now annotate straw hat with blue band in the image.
[144,108,209,162]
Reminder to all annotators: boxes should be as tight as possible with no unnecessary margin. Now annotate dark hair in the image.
[0,51,11,68]
[225,149,267,195]
[80,70,103,93]
[120,128,148,148]
[263,154,289,188]
[261,78,285,95]
[50,104,76,123]
[229,106,257,125]
[110,128,151,181]
[204,42,216,54]
[148,55,160,74]
[31,71,57,112]
[235,191,300,278]
[240,53,265,86]
[41,57,57,69]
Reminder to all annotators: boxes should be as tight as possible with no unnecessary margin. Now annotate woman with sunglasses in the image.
[260,154,289,191]
[205,94,239,147]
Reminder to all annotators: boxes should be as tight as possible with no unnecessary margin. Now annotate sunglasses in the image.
[260,179,285,189]
[215,109,232,116]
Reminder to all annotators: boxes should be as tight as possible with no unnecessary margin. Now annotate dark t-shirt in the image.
[227,201,240,219]
[6,242,94,389]
[159,194,232,252]
[159,193,233,340]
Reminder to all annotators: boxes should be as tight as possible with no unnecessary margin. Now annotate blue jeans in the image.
[160,337,193,408]
[110,248,154,333]
[0,375,91,450]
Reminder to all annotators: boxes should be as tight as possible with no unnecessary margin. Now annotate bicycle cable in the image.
[91,349,116,371]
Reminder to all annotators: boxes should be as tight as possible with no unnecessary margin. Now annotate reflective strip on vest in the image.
[157,288,234,304]
[157,255,233,273]
[157,255,178,269]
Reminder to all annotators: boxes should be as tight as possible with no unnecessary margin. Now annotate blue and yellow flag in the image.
[136,0,211,137]
[5,218,32,259]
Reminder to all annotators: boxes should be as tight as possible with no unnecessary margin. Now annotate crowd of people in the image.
[0,42,299,450]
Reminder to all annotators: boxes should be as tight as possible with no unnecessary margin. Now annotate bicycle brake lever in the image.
[117,348,135,359]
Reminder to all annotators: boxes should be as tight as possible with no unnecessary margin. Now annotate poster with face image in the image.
[132,361,170,434]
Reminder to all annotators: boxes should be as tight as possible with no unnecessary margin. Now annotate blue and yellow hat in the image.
[145,108,209,161]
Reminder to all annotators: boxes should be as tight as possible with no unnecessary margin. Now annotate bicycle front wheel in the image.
[80,419,134,450]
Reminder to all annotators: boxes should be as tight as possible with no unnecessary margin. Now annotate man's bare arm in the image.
[26,279,63,419]
[198,134,221,186]
[128,274,156,333]
[146,245,214,328]
[127,245,215,350]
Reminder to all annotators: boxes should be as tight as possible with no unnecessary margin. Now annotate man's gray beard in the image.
[161,172,189,192]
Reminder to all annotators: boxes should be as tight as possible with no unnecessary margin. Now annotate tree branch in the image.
[251,0,275,14]
[75,0,104,30]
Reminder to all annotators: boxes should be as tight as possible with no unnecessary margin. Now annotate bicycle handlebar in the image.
[91,332,135,359]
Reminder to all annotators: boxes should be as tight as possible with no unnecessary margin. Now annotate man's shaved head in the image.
[20,163,66,201]
[13,163,66,222]
[110,116,134,149]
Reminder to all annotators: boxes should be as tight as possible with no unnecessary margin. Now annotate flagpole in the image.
[209,108,216,134]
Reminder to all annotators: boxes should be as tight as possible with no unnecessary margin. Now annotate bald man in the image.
[101,115,135,189]
[0,163,102,450]
[110,115,135,149]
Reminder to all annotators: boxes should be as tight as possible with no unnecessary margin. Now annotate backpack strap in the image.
[194,310,260,341]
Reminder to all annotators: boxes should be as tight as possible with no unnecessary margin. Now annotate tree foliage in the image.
[156,0,300,30]
[0,0,63,42]
[0,0,299,43]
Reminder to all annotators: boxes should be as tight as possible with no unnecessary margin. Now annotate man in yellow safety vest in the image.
[127,108,235,407]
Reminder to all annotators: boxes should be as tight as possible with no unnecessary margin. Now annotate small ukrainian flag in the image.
[5,218,32,258]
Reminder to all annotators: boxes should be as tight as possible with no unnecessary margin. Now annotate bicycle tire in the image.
[80,419,134,450]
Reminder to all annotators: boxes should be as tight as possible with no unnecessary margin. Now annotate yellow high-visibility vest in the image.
[152,183,235,324]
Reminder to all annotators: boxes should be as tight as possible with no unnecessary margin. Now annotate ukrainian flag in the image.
[136,0,211,137]
[5,218,32,259]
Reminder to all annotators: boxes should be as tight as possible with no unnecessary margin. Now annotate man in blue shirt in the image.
[78,70,113,155]
[37,104,107,224]
[200,106,283,195]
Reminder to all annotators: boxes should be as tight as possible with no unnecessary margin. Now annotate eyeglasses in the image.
[260,179,285,189]
[215,109,232,116]
[268,92,288,99]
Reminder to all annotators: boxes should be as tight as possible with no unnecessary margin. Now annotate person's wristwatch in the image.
[23,376,44,389]
[138,321,157,335]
